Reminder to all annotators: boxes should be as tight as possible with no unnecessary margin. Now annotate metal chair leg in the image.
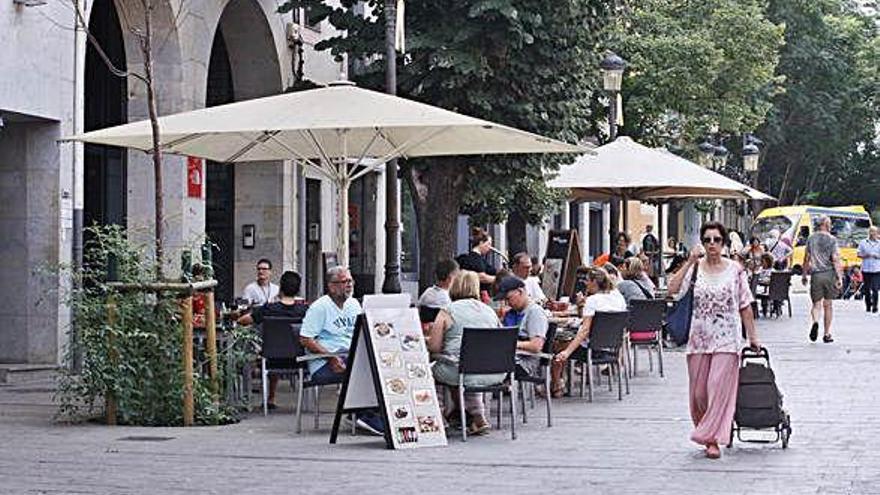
[519,381,528,424]
[295,368,304,433]
[459,376,467,442]
[632,346,639,376]
[544,370,553,427]
[648,346,654,372]
[529,384,536,410]
[586,354,594,403]
[314,386,320,430]
[509,380,517,440]
[580,363,586,398]
[496,391,502,428]
[657,342,665,377]
[261,358,268,416]
[623,356,630,395]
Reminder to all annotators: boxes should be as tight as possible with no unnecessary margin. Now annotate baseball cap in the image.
[495,276,525,300]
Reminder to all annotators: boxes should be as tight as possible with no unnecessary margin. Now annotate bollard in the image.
[180,295,195,426]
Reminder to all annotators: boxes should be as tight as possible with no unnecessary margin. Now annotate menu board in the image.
[330,307,447,449]
[543,229,583,301]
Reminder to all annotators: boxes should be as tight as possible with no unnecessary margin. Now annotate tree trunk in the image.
[142,1,165,280]
[506,211,528,256]
[406,162,464,293]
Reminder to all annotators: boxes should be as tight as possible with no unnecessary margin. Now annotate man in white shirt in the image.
[418,259,459,308]
[242,258,279,305]
[511,252,547,304]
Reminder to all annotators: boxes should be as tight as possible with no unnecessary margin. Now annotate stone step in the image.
[0,364,59,385]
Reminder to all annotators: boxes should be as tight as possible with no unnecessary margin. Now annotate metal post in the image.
[381,0,402,293]
[608,89,620,252]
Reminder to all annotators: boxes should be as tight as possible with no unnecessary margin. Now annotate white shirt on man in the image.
[243,281,279,305]
[418,285,451,308]
[524,276,547,303]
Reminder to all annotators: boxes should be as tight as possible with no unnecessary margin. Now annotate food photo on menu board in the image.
[366,308,447,448]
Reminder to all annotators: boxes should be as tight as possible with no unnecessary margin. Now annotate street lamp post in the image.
[600,52,626,250]
[381,0,402,294]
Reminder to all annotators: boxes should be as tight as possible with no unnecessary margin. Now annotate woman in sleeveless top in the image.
[427,270,502,435]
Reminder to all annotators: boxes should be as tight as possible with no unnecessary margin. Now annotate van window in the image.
[810,214,871,249]
[751,215,797,245]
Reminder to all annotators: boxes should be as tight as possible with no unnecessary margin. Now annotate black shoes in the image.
[809,322,819,342]
[823,334,834,343]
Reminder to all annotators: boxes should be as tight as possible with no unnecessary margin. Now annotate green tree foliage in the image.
[604,0,785,150]
[280,0,617,285]
[758,0,879,207]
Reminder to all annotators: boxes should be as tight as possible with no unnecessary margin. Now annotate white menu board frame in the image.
[330,307,447,449]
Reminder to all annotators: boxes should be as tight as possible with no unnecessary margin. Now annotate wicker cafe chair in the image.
[627,299,667,377]
[515,322,557,427]
[456,327,519,441]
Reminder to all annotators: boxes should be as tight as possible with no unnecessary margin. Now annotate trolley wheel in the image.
[726,424,735,448]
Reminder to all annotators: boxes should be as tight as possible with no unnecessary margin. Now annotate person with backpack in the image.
[668,221,761,459]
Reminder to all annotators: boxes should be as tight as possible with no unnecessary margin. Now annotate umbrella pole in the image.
[337,177,350,266]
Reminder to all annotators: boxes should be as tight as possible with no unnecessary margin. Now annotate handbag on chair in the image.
[666,264,699,346]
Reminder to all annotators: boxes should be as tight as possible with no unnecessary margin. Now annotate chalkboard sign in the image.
[330,306,447,449]
[542,230,583,301]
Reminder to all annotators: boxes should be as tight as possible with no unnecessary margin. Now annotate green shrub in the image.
[56,226,256,426]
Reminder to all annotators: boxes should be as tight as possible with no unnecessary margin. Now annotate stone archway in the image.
[84,0,128,230]
[206,0,284,302]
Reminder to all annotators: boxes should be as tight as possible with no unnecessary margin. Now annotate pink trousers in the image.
[687,353,739,446]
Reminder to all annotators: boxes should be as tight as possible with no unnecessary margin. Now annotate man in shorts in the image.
[802,215,843,343]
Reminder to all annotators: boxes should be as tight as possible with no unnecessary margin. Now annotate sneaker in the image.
[809,322,819,342]
[467,415,491,436]
[823,334,834,344]
[355,413,385,436]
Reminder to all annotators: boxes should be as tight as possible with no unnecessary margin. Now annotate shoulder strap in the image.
[633,280,654,299]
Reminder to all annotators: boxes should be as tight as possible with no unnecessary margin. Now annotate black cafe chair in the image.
[570,311,630,402]
[456,327,519,442]
[418,306,441,325]
[627,300,667,377]
[259,317,346,433]
[516,323,558,427]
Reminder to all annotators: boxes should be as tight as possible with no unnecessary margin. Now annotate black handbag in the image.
[667,264,699,346]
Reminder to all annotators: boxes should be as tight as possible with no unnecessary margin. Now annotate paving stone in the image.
[1,294,879,494]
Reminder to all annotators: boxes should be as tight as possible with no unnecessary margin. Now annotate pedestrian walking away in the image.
[857,226,880,313]
[668,221,760,460]
[802,216,844,343]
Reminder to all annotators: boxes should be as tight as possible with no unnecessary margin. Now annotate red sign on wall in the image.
[187,157,203,198]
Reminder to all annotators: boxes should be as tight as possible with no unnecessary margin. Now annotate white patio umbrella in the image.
[65,82,588,263]
[549,136,773,233]
[549,137,774,203]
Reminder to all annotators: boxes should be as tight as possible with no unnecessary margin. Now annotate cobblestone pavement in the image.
[2,294,879,494]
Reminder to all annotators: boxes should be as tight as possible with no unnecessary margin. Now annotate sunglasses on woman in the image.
[702,236,724,245]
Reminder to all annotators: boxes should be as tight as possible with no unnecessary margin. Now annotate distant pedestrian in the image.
[802,215,843,343]
[857,226,880,313]
[668,221,760,459]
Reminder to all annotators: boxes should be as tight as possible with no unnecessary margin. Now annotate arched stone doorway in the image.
[206,0,283,304]
[84,0,127,229]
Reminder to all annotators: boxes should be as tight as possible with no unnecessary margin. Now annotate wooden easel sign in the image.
[542,229,583,301]
[330,307,447,449]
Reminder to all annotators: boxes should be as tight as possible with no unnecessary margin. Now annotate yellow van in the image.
[750,205,873,273]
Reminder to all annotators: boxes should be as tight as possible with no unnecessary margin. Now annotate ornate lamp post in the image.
[600,52,626,250]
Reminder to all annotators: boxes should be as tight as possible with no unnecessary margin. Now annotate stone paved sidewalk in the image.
[2,294,879,494]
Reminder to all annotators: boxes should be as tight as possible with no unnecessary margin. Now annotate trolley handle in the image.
[740,345,769,363]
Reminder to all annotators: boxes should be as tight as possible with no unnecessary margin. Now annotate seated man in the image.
[511,252,547,304]
[242,258,279,305]
[497,277,548,379]
[299,266,383,434]
[419,259,459,308]
[237,271,308,410]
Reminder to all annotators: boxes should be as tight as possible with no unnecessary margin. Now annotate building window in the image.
[304,5,322,31]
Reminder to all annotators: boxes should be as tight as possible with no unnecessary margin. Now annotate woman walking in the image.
[668,221,761,459]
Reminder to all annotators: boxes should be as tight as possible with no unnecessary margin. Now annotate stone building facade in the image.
[0,0,391,365]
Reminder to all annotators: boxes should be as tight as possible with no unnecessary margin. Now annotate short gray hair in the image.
[817,215,832,230]
[325,265,349,284]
